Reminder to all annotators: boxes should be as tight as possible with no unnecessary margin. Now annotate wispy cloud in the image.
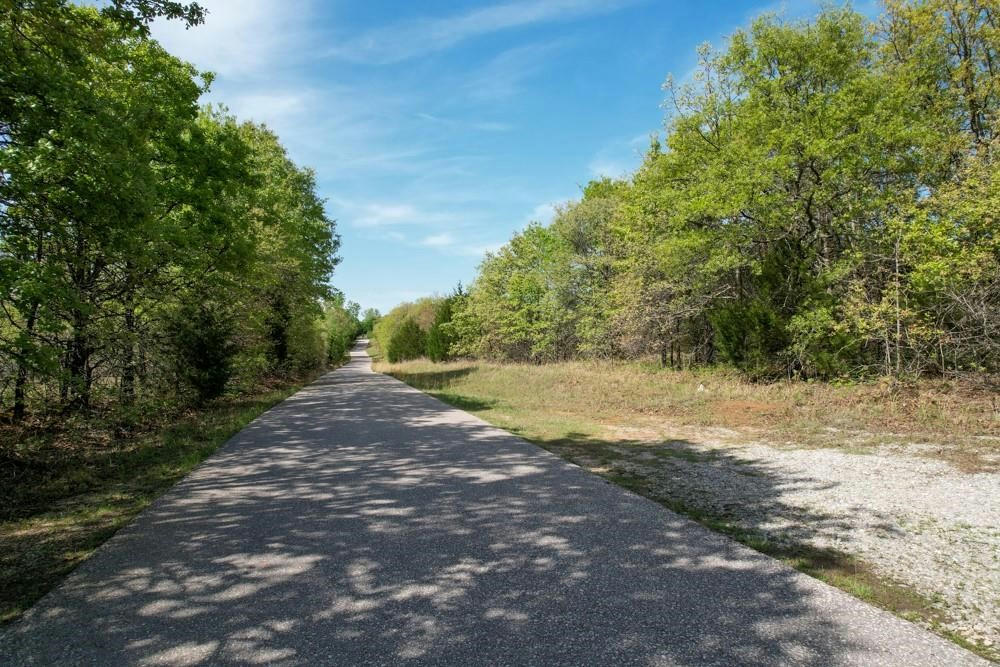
[588,159,631,178]
[522,199,569,228]
[385,229,506,260]
[417,113,513,133]
[462,41,567,102]
[326,0,638,65]
[424,236,508,258]
[330,198,472,230]
[420,232,456,247]
[588,132,655,178]
[151,0,315,77]
[355,203,421,227]
[225,91,312,120]
[458,241,506,257]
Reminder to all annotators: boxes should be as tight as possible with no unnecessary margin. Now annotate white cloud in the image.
[523,199,568,227]
[330,198,472,230]
[327,0,639,65]
[370,227,503,262]
[225,91,311,121]
[457,241,506,257]
[352,203,421,227]
[424,236,507,258]
[588,132,655,178]
[588,159,630,178]
[420,233,456,247]
[150,0,315,77]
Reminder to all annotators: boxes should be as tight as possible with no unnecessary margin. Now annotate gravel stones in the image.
[604,431,999,651]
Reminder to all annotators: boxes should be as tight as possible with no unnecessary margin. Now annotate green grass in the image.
[377,357,999,662]
[0,370,326,625]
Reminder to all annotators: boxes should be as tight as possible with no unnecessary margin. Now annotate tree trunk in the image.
[12,302,39,422]
[66,309,91,410]
[894,234,902,377]
[121,306,136,406]
[14,233,45,421]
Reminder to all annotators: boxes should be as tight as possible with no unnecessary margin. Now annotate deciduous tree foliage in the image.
[372,297,439,360]
[359,308,380,335]
[325,294,363,365]
[371,289,465,363]
[441,3,1000,378]
[0,2,353,418]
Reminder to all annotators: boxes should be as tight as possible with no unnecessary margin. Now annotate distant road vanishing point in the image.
[0,340,986,665]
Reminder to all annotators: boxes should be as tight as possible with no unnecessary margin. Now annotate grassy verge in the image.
[376,358,998,662]
[0,368,328,625]
[378,358,999,470]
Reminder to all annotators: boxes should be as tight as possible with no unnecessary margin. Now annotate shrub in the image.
[287,315,327,373]
[167,302,237,403]
[387,318,426,363]
[426,298,455,362]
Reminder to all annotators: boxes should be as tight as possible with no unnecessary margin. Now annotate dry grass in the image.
[377,358,1000,472]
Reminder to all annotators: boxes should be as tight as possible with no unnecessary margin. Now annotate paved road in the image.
[1,342,986,665]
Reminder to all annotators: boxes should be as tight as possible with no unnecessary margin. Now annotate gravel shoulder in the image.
[601,422,1000,654]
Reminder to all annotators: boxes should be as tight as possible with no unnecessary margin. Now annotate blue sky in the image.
[149,0,873,313]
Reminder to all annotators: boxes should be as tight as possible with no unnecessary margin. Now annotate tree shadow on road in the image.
[0,351,969,665]
[521,431,940,632]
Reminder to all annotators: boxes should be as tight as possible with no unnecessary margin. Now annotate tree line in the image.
[1,1,359,420]
[382,1,1000,379]
[372,294,459,364]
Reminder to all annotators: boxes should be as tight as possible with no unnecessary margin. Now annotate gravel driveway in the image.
[0,342,987,665]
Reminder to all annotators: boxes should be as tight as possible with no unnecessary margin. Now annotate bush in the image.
[710,298,789,378]
[387,318,426,363]
[426,298,455,362]
[328,333,349,364]
[372,297,439,355]
[286,315,327,373]
[167,302,237,403]
[324,304,358,364]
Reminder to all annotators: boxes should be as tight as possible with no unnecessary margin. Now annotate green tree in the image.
[453,224,577,362]
[372,298,439,358]
[1,6,217,409]
[426,285,465,362]
[1,5,342,418]
[640,7,925,375]
[549,185,625,358]
[234,122,339,372]
[387,318,426,363]
[360,308,380,335]
[167,301,236,404]
[324,293,362,364]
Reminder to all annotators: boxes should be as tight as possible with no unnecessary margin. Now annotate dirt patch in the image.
[712,400,789,428]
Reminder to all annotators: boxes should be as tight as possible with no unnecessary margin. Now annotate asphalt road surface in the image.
[1,341,986,665]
